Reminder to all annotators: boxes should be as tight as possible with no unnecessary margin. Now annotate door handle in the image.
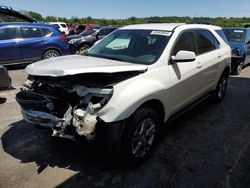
[197,62,202,69]
[217,53,222,58]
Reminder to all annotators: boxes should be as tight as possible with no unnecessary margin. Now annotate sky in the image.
[1,0,250,19]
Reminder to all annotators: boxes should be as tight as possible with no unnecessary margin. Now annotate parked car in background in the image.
[0,23,69,65]
[16,23,231,165]
[49,22,69,35]
[68,26,118,53]
[85,24,98,30]
[68,24,77,35]
[0,64,11,90]
[223,27,250,74]
[74,24,86,34]
[67,26,101,42]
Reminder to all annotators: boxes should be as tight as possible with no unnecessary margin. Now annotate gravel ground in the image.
[0,66,250,188]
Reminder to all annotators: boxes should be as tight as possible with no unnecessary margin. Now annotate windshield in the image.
[87,29,170,65]
[79,27,100,36]
[223,29,246,42]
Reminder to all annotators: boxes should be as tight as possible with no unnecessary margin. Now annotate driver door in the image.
[168,30,203,114]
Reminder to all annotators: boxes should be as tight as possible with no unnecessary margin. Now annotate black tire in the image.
[234,62,244,75]
[121,107,160,165]
[211,72,229,103]
[43,49,60,59]
[78,44,90,54]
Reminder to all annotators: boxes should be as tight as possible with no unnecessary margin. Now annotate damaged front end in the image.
[16,73,120,141]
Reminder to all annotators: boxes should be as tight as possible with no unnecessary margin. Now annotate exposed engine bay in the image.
[16,71,141,140]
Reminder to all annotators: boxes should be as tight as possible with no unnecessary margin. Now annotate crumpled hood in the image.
[228,41,245,50]
[26,55,148,77]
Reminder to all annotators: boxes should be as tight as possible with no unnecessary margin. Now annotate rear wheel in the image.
[211,72,228,103]
[121,107,160,165]
[43,50,60,59]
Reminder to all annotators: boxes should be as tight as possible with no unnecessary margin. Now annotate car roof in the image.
[223,27,248,30]
[120,23,221,31]
[0,22,54,27]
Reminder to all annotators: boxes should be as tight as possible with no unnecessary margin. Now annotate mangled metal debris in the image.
[16,76,114,141]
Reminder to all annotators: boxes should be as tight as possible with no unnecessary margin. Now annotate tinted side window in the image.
[108,28,117,33]
[99,29,109,35]
[0,27,18,40]
[246,30,250,43]
[41,28,52,37]
[20,27,42,38]
[216,30,228,43]
[172,31,196,55]
[196,30,216,54]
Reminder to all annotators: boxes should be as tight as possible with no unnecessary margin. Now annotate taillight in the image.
[60,34,67,41]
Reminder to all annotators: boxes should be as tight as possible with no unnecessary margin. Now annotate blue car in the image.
[0,23,69,65]
[223,27,250,74]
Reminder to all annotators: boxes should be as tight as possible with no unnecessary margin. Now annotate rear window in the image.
[60,24,67,28]
[0,27,18,40]
[20,27,42,38]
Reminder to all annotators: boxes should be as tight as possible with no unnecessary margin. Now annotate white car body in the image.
[17,23,231,163]
[49,22,69,35]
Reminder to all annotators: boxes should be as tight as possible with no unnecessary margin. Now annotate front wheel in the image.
[235,62,244,75]
[211,72,228,103]
[121,107,160,165]
[78,44,90,54]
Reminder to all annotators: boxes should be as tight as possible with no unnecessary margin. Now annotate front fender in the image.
[97,77,167,123]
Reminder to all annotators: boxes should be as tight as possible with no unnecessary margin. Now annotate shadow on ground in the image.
[1,76,250,188]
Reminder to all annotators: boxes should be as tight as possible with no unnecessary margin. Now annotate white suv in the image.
[49,22,69,35]
[16,23,231,164]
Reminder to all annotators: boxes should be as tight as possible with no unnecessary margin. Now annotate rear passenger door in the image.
[0,26,21,64]
[19,26,45,61]
[194,29,221,94]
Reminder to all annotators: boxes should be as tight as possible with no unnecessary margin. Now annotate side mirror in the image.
[170,50,196,63]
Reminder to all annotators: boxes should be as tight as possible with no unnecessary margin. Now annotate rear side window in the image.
[196,30,217,54]
[99,28,111,35]
[216,30,228,43]
[41,28,52,37]
[60,24,67,28]
[0,27,18,40]
[20,27,42,38]
[172,31,196,55]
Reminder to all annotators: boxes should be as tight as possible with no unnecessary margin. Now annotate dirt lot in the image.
[0,66,250,188]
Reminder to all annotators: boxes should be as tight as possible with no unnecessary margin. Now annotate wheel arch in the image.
[138,99,165,125]
[223,66,230,77]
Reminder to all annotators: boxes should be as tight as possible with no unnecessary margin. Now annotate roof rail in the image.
[187,20,215,25]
